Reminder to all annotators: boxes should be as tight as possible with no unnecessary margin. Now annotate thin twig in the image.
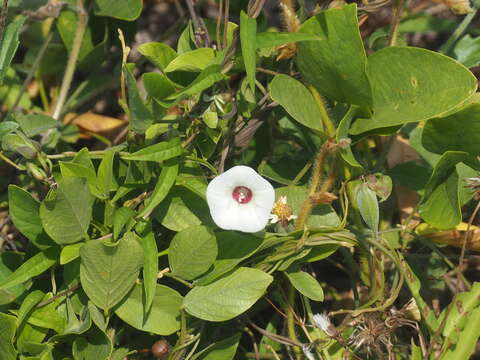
[185,0,210,47]
[222,0,230,49]
[36,284,80,308]
[387,0,405,46]
[0,0,9,42]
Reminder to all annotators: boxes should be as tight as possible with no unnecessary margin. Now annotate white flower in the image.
[206,166,275,233]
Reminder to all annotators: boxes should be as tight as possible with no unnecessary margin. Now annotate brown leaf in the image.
[64,112,126,135]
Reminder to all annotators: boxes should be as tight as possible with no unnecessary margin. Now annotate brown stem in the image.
[387,0,405,46]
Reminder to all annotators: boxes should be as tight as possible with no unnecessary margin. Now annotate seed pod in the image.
[151,340,170,358]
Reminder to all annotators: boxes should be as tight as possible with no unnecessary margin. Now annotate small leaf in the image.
[8,185,53,249]
[285,267,324,301]
[40,177,92,245]
[93,0,142,20]
[0,121,19,139]
[137,221,158,316]
[115,283,183,335]
[192,334,241,360]
[454,34,480,68]
[0,313,17,360]
[137,42,177,71]
[269,74,324,132]
[123,65,153,134]
[72,326,112,360]
[143,72,176,101]
[169,225,217,281]
[68,112,125,134]
[0,247,60,290]
[256,32,321,49]
[240,11,257,93]
[80,232,143,311]
[164,48,215,72]
[355,183,379,232]
[113,207,135,240]
[122,137,183,162]
[16,290,44,335]
[138,160,179,218]
[16,113,57,137]
[0,16,26,85]
[97,149,116,199]
[60,243,83,265]
[184,267,272,321]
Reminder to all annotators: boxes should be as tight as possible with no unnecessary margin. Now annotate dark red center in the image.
[232,186,253,204]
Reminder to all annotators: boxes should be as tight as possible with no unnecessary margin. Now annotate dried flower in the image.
[313,313,337,337]
[269,196,297,226]
[206,166,275,233]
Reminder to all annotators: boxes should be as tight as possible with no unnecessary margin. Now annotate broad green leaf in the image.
[80,233,143,311]
[336,106,362,168]
[137,221,158,316]
[169,225,217,280]
[60,162,100,198]
[419,151,469,229]
[240,11,257,92]
[16,323,49,354]
[154,186,212,231]
[16,290,44,335]
[0,247,60,290]
[143,72,176,101]
[164,48,215,72]
[23,293,65,333]
[123,65,153,134]
[96,149,115,199]
[285,267,324,301]
[122,137,183,162]
[138,160,179,218]
[0,16,26,85]
[115,283,183,335]
[2,133,38,159]
[93,0,142,20]
[422,103,480,155]
[88,302,108,332]
[137,42,177,71]
[355,183,379,232]
[350,47,477,134]
[184,267,273,321]
[454,34,480,68]
[276,186,341,228]
[256,32,321,49]
[72,326,112,360]
[0,313,16,360]
[8,185,53,249]
[0,254,25,305]
[192,333,241,360]
[16,114,57,137]
[40,177,92,245]
[53,298,91,337]
[195,232,264,286]
[270,75,324,132]
[60,243,83,265]
[296,4,371,106]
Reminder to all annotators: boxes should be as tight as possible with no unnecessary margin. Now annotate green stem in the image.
[164,273,193,288]
[308,85,336,137]
[52,0,88,120]
[286,282,302,358]
[439,9,477,54]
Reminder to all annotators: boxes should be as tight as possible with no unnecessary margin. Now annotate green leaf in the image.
[418,151,469,229]
[350,47,477,134]
[137,42,177,71]
[60,162,100,198]
[80,233,143,311]
[0,313,17,360]
[114,283,183,335]
[136,221,158,317]
[184,267,273,321]
[270,74,324,132]
[143,72,176,101]
[60,243,83,265]
[96,149,115,199]
[123,65,153,134]
[0,247,60,290]
[122,137,183,162]
[454,34,480,68]
[16,114,57,137]
[164,48,215,72]
[169,226,217,281]
[0,16,26,85]
[0,254,25,305]
[285,267,324,301]
[16,290,44,335]
[192,334,241,360]
[93,0,142,21]
[8,185,53,249]
[441,306,480,360]
[0,121,19,139]
[40,177,92,245]
[138,160,179,218]
[240,11,257,93]
[256,32,321,49]
[336,106,362,168]
[72,326,112,360]
[355,183,379,232]
[113,207,135,240]
[23,293,65,333]
[2,133,38,159]
[422,103,480,155]
[296,4,371,107]
[195,232,264,286]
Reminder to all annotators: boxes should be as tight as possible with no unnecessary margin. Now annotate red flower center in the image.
[232,186,253,204]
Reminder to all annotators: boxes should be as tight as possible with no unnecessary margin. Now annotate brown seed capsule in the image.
[151,340,170,358]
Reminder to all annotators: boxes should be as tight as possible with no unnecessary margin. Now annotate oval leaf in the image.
[285,268,324,301]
